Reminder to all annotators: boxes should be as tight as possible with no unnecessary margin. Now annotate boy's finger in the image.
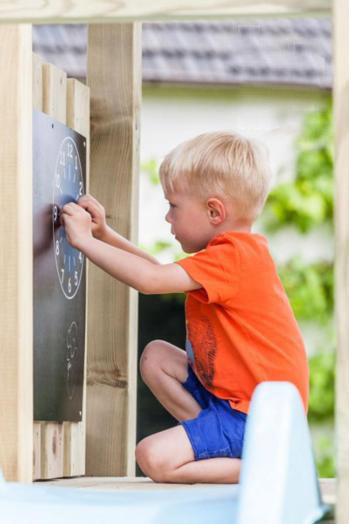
[78,201,98,219]
[78,194,97,206]
[62,203,78,215]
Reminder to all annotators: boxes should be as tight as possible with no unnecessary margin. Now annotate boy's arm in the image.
[99,225,160,265]
[77,236,201,295]
[61,200,201,294]
[77,194,159,265]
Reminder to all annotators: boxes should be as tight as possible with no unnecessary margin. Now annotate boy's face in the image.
[164,185,214,253]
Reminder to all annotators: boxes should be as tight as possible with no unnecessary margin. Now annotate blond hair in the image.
[159,131,272,222]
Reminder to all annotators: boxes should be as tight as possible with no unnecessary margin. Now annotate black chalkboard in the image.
[33,110,86,422]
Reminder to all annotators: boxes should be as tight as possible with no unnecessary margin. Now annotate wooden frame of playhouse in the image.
[0,0,346,521]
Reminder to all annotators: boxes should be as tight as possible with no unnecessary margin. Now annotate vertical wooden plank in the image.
[334,1,349,521]
[40,423,64,479]
[86,23,141,475]
[32,52,43,481]
[64,78,90,477]
[43,63,67,125]
[0,24,33,482]
[32,53,43,111]
[33,422,41,480]
[38,61,67,479]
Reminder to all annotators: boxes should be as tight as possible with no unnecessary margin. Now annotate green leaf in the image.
[141,158,160,186]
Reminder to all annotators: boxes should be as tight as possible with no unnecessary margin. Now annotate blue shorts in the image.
[180,365,247,461]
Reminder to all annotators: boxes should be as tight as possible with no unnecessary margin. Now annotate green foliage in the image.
[308,350,335,423]
[278,257,333,323]
[264,102,333,233]
[141,158,160,186]
[311,430,336,478]
[266,101,335,476]
[140,240,173,255]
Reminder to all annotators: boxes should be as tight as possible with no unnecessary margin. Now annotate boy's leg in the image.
[139,339,202,421]
[136,424,241,484]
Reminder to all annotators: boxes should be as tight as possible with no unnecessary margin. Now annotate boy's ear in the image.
[206,198,226,225]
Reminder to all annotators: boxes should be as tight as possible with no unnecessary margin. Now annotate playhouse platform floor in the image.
[39,476,336,506]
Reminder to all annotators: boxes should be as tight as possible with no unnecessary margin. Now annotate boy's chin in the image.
[180,241,202,254]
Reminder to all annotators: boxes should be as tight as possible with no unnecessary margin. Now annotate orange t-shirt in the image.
[175,231,309,415]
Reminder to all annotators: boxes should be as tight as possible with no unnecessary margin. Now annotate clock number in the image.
[79,181,83,196]
[60,268,64,283]
[74,155,78,170]
[55,240,60,256]
[74,270,78,286]
[68,278,72,294]
[59,150,66,166]
[67,143,73,158]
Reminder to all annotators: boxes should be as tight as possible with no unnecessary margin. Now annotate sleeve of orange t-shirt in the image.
[175,236,240,304]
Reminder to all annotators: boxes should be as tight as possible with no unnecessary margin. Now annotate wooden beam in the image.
[334,1,349,522]
[86,23,141,476]
[37,62,67,480]
[0,25,33,482]
[0,0,331,23]
[64,77,90,477]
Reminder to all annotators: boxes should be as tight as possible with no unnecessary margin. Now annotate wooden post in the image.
[64,77,90,477]
[334,1,349,521]
[86,23,141,476]
[0,24,33,482]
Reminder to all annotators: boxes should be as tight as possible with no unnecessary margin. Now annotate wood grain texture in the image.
[86,23,141,476]
[35,59,66,480]
[42,63,67,125]
[0,24,33,482]
[65,77,90,477]
[0,0,331,23]
[32,52,43,481]
[32,53,43,112]
[40,423,64,478]
[33,422,41,479]
[334,1,349,522]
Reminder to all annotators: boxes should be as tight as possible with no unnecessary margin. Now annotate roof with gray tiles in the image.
[32,18,332,89]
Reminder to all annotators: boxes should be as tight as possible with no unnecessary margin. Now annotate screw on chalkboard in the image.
[51,123,54,129]
[52,204,61,229]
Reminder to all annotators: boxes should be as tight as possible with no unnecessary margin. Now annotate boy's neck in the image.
[212,220,253,237]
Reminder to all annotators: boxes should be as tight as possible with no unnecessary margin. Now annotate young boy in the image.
[61,131,309,485]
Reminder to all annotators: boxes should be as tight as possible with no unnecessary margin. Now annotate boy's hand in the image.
[61,202,93,249]
[77,194,108,240]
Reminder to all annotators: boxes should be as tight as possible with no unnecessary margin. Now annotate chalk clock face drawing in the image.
[33,110,86,422]
[53,136,85,299]
[65,321,79,401]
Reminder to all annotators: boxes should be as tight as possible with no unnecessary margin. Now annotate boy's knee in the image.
[139,339,166,382]
[135,437,167,482]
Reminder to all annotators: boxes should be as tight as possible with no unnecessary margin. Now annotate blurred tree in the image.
[263,100,335,477]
